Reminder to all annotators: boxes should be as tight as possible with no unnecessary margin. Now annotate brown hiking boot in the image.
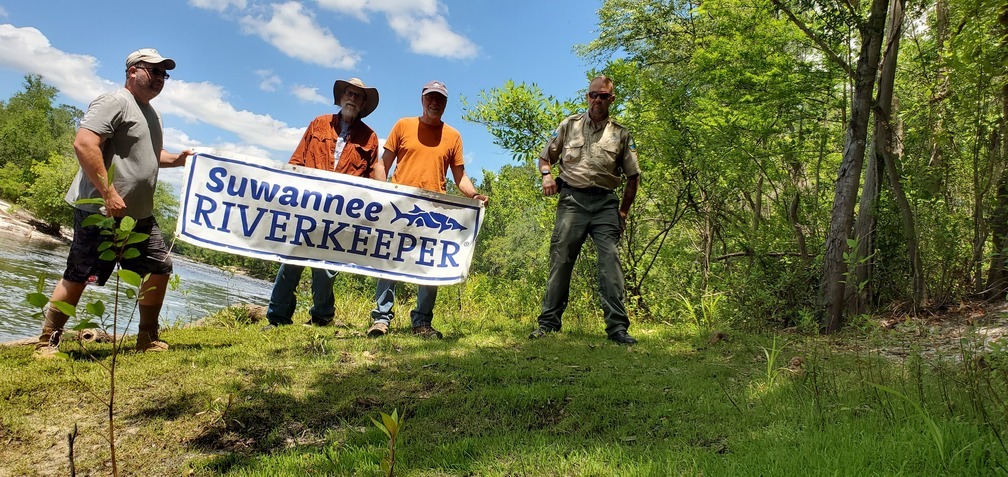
[34,327,64,359]
[411,325,443,339]
[367,321,389,337]
[136,330,169,352]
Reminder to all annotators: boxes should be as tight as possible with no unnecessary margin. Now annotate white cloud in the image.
[0,24,302,155]
[160,127,277,193]
[315,0,477,59]
[239,2,359,69]
[0,7,8,18]
[386,13,477,59]
[188,0,247,12]
[256,69,281,92]
[157,80,304,152]
[316,0,440,17]
[290,84,327,104]
[164,127,272,159]
[0,24,117,104]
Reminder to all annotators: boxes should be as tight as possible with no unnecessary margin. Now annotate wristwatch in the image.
[540,166,551,176]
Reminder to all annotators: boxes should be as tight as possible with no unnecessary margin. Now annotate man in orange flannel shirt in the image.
[263,77,385,330]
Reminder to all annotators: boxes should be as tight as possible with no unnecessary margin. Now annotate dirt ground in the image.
[861,300,1008,362]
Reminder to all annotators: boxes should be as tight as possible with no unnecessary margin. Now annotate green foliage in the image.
[23,189,161,475]
[173,240,279,280]
[677,291,726,334]
[153,181,179,243]
[761,336,787,387]
[469,164,554,281]
[370,409,404,477]
[0,75,79,182]
[0,162,27,200]
[461,80,573,166]
[868,382,951,465]
[21,151,77,227]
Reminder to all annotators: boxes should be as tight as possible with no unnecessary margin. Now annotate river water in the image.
[0,232,272,342]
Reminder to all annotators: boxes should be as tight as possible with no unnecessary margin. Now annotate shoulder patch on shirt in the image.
[629,138,637,152]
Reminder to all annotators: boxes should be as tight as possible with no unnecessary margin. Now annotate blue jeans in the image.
[371,278,438,328]
[537,189,630,336]
[266,264,336,325]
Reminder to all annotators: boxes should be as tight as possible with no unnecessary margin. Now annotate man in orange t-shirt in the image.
[264,77,385,331]
[366,80,488,339]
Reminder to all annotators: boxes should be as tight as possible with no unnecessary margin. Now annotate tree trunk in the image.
[819,0,891,332]
[985,5,1008,300]
[874,0,923,311]
[986,175,1008,300]
[851,137,881,315]
[926,0,950,194]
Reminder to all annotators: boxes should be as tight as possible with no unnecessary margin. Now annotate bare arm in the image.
[380,148,396,178]
[450,163,488,204]
[619,174,640,229]
[73,128,126,217]
[371,148,388,181]
[159,148,192,168]
[540,156,557,197]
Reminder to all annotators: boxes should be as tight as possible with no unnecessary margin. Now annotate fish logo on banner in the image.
[391,204,467,233]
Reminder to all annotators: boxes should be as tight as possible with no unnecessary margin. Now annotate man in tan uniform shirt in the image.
[531,75,641,345]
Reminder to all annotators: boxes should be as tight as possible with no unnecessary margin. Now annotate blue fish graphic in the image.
[391,203,467,233]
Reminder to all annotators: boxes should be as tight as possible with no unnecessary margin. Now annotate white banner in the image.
[175,149,485,286]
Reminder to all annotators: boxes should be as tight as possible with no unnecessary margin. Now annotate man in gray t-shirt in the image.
[35,48,192,357]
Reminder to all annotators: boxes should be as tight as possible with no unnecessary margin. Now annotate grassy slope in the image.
[1,295,1006,477]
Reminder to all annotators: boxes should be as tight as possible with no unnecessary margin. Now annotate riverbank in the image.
[0,210,273,343]
[0,199,71,245]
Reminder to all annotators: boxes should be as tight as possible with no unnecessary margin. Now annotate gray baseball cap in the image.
[421,80,448,97]
[125,48,176,70]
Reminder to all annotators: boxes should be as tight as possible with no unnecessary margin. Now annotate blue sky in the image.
[0,0,605,190]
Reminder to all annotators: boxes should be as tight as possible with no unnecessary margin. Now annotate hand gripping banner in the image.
[176,149,485,286]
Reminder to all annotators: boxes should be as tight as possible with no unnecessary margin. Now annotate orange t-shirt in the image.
[385,117,464,193]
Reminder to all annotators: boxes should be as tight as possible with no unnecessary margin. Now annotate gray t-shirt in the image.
[66,88,163,219]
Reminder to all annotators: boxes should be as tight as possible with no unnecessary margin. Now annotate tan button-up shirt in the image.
[540,113,640,191]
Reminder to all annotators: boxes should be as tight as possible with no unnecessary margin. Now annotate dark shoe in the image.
[608,330,638,345]
[528,327,557,339]
[367,321,389,337]
[304,316,333,327]
[411,325,443,339]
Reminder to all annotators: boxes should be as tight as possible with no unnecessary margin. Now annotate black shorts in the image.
[63,208,173,286]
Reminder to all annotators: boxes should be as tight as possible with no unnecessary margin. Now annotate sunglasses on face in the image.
[135,66,170,79]
[344,90,365,101]
[588,91,612,100]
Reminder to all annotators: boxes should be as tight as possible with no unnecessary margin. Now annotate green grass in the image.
[1,290,1007,476]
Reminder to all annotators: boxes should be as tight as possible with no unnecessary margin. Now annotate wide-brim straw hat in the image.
[333,78,379,118]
